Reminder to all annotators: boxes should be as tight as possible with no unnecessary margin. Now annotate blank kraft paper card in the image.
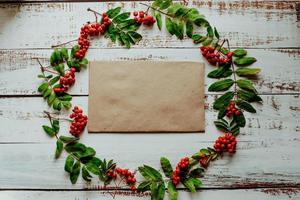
[88,61,205,133]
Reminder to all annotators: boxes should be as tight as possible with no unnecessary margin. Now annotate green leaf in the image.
[202,37,213,46]
[57,94,72,101]
[160,157,173,178]
[207,26,214,37]
[65,142,86,153]
[237,89,262,102]
[106,7,121,18]
[233,48,247,57]
[189,168,205,178]
[79,58,88,67]
[236,68,261,76]
[59,136,78,143]
[54,63,65,75]
[61,48,69,61]
[157,183,166,200]
[186,21,193,38]
[113,12,130,23]
[64,155,74,173]
[168,181,178,200]
[127,31,142,43]
[236,100,256,113]
[155,12,162,30]
[166,17,175,35]
[71,45,80,58]
[160,0,172,9]
[82,166,92,182]
[55,140,64,159]
[214,120,229,132]
[208,79,234,92]
[218,107,227,119]
[42,88,52,99]
[61,101,72,109]
[50,49,62,65]
[74,147,96,159]
[137,181,151,192]
[53,99,62,111]
[138,165,162,181]
[38,82,49,93]
[47,93,56,105]
[70,160,81,184]
[52,119,59,132]
[42,125,55,137]
[214,27,220,39]
[207,66,232,79]
[174,21,184,40]
[236,79,257,93]
[213,91,234,110]
[234,57,257,66]
[85,162,100,175]
[119,32,131,48]
[234,111,246,127]
[183,177,202,192]
[194,17,209,27]
[192,34,206,44]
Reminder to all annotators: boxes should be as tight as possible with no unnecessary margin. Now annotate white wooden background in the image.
[0,0,300,200]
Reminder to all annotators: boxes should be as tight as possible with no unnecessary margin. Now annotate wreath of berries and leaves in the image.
[37,1,262,199]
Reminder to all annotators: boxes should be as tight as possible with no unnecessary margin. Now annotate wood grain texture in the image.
[0,189,300,200]
[0,95,299,189]
[0,48,299,96]
[0,1,299,49]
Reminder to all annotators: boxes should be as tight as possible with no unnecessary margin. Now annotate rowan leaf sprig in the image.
[36,1,263,199]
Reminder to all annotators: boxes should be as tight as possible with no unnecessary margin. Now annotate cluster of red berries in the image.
[75,13,111,59]
[200,46,233,66]
[69,106,88,137]
[213,132,237,154]
[53,68,76,94]
[226,101,241,117]
[172,157,190,186]
[133,11,156,26]
[107,168,137,191]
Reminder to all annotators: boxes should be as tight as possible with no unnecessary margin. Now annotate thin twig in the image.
[51,39,78,48]
[140,3,173,17]
[225,39,238,99]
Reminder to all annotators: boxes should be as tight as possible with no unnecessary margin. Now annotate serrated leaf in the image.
[47,93,56,105]
[57,94,72,101]
[55,139,64,159]
[54,63,65,75]
[127,31,142,43]
[234,57,257,66]
[59,136,78,143]
[160,0,172,9]
[218,107,227,119]
[70,160,81,184]
[137,181,151,192]
[194,17,209,27]
[190,168,205,178]
[155,12,162,30]
[64,155,75,173]
[38,74,45,78]
[213,91,234,110]
[119,32,131,48]
[53,99,62,111]
[236,79,257,93]
[236,100,256,113]
[139,165,162,181]
[208,79,234,92]
[183,177,201,192]
[113,12,130,23]
[160,157,173,178]
[85,162,100,175]
[73,147,96,159]
[236,68,261,76]
[61,101,72,109]
[186,21,193,38]
[168,181,178,200]
[214,27,220,39]
[233,48,247,57]
[106,7,121,18]
[42,125,55,137]
[174,21,184,40]
[43,88,52,98]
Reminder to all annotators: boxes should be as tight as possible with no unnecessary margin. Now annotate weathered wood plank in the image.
[0,95,299,189]
[0,48,299,96]
[0,1,299,49]
[0,189,300,200]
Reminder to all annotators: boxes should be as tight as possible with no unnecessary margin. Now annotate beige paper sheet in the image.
[88,61,205,133]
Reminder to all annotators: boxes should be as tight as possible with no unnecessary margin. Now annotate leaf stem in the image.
[225,39,238,100]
